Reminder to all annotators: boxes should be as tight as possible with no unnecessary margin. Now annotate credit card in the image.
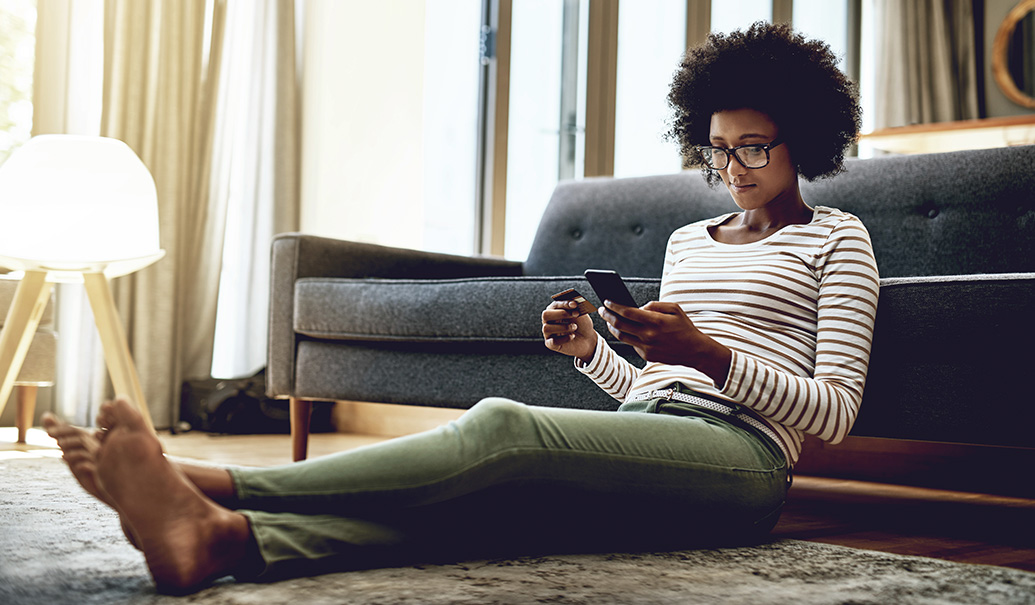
[551,288,597,316]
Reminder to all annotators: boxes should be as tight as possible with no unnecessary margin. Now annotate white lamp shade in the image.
[0,135,164,277]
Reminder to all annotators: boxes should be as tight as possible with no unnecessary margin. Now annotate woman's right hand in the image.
[542,300,597,363]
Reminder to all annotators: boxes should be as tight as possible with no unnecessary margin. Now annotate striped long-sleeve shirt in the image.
[577,205,880,465]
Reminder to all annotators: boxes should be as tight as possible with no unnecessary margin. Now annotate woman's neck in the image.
[736,186,811,232]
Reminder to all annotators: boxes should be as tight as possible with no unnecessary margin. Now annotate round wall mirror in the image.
[993,0,1035,109]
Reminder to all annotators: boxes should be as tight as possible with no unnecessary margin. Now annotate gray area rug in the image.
[3,455,1034,605]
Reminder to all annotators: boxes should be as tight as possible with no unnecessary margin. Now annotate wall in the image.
[300,0,426,247]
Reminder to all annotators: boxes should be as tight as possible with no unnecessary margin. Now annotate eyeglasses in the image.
[696,138,784,170]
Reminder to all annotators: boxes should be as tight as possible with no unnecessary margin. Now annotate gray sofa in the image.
[269,145,1035,460]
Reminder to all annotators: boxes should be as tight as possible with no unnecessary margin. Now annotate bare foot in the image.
[43,413,112,506]
[43,413,141,549]
[44,409,239,505]
[94,399,253,594]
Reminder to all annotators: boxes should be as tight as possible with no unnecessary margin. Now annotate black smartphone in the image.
[584,269,638,307]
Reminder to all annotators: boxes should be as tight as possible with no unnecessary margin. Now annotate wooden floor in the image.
[774,476,1035,572]
[4,424,1034,574]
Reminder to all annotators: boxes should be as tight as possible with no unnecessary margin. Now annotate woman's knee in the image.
[460,398,539,444]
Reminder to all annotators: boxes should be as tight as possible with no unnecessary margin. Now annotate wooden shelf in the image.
[859,114,1035,154]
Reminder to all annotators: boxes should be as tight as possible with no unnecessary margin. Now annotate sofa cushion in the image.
[294,276,661,342]
[293,339,640,410]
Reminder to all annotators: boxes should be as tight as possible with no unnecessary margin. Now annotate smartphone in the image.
[584,269,638,307]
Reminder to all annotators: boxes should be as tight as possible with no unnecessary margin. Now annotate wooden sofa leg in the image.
[15,385,37,444]
[290,397,312,462]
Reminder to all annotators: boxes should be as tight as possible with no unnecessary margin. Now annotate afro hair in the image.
[667,21,861,184]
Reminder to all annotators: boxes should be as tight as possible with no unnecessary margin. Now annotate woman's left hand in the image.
[599,301,732,386]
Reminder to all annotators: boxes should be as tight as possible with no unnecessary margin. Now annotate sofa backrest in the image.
[524,144,1035,279]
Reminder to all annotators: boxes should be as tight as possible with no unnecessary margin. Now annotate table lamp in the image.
[0,135,165,430]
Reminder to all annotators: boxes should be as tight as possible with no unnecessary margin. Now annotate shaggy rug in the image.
[3,455,1034,605]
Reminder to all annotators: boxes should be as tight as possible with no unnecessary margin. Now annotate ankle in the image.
[208,509,253,569]
[225,514,264,579]
[149,509,250,593]
[179,464,237,505]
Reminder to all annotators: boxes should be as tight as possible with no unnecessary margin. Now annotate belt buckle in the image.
[658,388,676,402]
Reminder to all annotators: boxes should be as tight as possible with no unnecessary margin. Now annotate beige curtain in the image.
[271,0,301,239]
[875,0,981,129]
[100,0,228,427]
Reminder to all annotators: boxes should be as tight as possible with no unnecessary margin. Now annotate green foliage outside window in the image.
[0,0,36,165]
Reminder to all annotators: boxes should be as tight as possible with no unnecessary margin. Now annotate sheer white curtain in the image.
[210,0,300,380]
[33,0,109,426]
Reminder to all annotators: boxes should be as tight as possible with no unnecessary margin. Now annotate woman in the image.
[44,22,877,594]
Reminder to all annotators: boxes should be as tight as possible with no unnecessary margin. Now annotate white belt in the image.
[628,388,783,452]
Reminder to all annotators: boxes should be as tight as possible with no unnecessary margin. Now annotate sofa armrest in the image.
[267,233,524,398]
[855,273,1035,447]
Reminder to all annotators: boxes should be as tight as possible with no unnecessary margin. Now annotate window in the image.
[613,0,686,178]
[858,0,877,153]
[503,0,588,260]
[710,0,771,34]
[793,0,848,71]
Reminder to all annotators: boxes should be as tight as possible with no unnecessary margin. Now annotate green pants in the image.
[228,395,788,580]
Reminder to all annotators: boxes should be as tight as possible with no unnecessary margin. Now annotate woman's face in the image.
[708,109,798,211]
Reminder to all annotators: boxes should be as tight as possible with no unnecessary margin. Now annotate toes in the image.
[108,398,147,431]
[47,424,76,441]
[67,457,97,475]
[43,414,69,438]
[42,413,60,429]
[56,434,82,450]
[97,401,116,430]
[64,450,94,466]
[98,398,145,431]
[57,433,98,453]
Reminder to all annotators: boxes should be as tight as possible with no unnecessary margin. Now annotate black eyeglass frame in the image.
[696,138,784,171]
